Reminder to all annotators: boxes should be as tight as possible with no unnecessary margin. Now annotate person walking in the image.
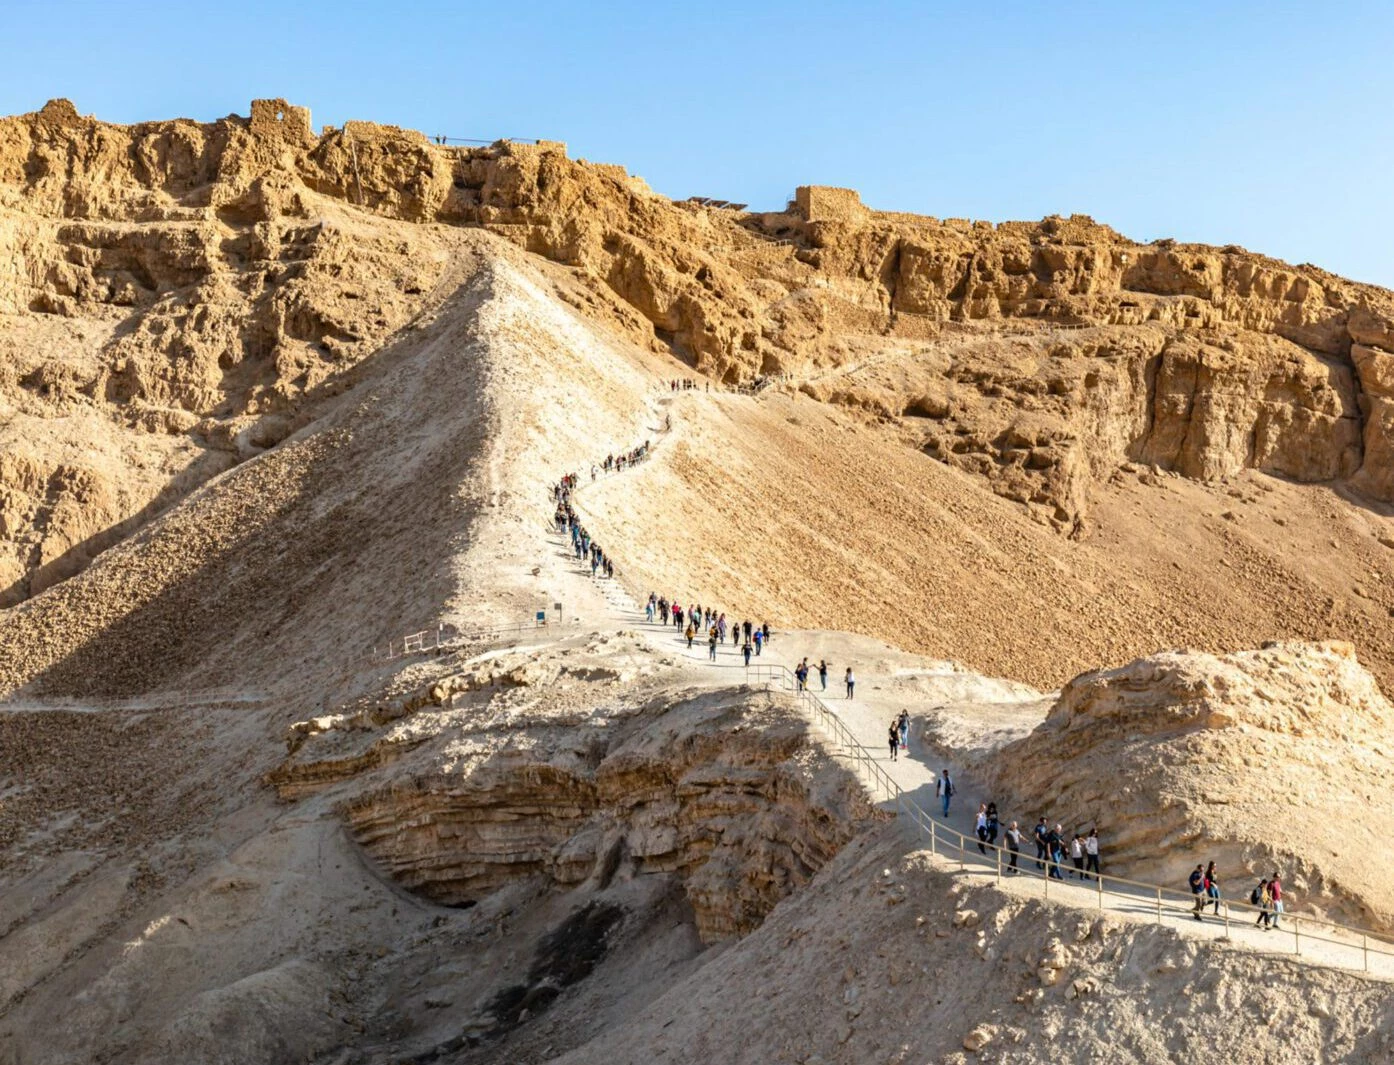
[897,710,909,753]
[1033,817,1049,871]
[1189,864,1207,921]
[845,667,855,699]
[795,659,809,691]
[1069,834,1085,879]
[818,659,828,691]
[742,639,752,667]
[1253,879,1272,929]
[685,623,695,649]
[1005,820,1022,874]
[753,629,764,656]
[1047,824,1065,880]
[1085,827,1100,879]
[937,769,954,818]
[1269,872,1284,930]
[761,622,771,646]
[708,629,718,661]
[888,724,899,761]
[985,803,999,849]
[975,804,989,854]
[1205,861,1221,916]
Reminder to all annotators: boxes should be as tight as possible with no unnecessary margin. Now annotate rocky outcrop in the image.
[981,641,1394,930]
[325,689,873,944]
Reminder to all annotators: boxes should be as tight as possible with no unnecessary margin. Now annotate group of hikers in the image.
[552,448,650,582]
[667,378,706,392]
[647,596,775,665]
[550,438,1303,944]
[1190,864,1286,928]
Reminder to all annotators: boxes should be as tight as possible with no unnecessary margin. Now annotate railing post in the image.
[1363,933,1369,972]
[1294,916,1300,957]
[1155,887,1162,924]
[1097,871,1103,910]
[995,844,1002,885]
[929,817,937,855]
[1223,900,1230,939]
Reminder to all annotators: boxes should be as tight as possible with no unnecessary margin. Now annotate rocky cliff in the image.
[4,98,1394,603]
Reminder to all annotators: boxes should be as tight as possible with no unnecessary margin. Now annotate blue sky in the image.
[5,1,1392,287]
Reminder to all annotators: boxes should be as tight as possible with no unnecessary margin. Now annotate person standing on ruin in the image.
[845,667,855,699]
[818,660,828,691]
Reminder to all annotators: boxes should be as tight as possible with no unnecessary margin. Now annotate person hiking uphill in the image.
[742,639,752,667]
[936,769,954,817]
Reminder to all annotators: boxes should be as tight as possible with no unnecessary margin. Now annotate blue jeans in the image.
[941,793,951,817]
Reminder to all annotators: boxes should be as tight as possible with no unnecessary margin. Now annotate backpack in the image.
[1250,885,1261,906]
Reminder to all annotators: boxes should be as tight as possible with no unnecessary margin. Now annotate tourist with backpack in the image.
[1204,861,1221,915]
[1253,879,1272,929]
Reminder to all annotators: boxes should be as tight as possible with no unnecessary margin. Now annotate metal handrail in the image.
[744,661,1394,976]
[561,405,1394,978]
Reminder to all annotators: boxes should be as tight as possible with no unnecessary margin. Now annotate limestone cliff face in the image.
[337,693,872,944]
[4,97,1394,598]
[980,641,1394,930]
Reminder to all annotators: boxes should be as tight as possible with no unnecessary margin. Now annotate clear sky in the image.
[5,1,1392,287]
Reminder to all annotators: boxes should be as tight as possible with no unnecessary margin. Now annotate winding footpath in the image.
[558,391,1394,982]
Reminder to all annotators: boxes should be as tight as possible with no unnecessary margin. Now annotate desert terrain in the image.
[3,97,1394,1064]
